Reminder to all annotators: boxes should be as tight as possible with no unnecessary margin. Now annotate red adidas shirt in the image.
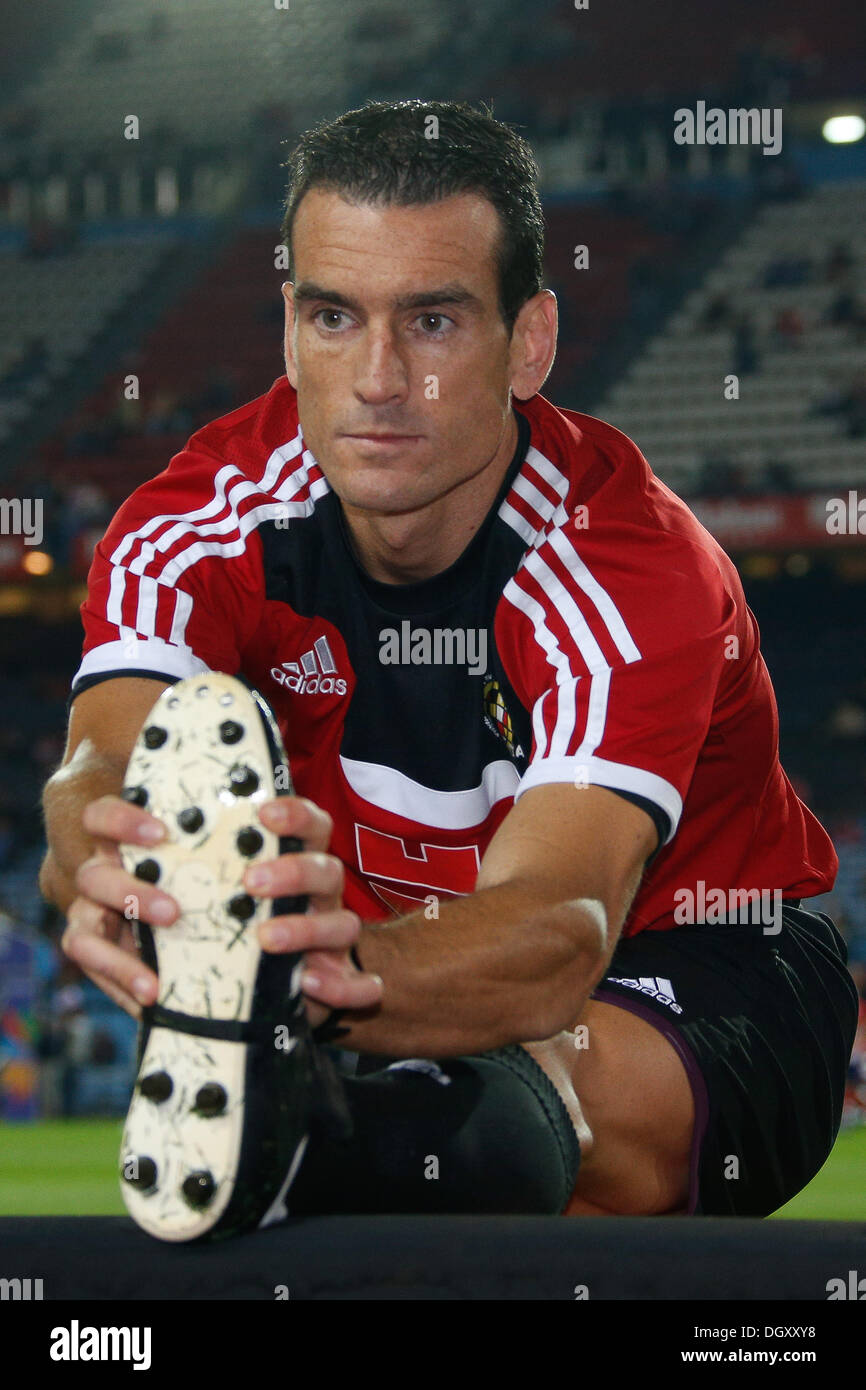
[74,377,836,934]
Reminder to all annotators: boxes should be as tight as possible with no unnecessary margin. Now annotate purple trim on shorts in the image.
[592,986,709,1215]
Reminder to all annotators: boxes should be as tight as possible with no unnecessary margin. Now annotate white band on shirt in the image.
[516,753,682,843]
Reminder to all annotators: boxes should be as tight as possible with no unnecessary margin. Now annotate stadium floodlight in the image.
[821,115,866,144]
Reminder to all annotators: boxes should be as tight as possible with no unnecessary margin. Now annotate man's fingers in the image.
[257,797,333,852]
[85,967,145,1020]
[302,949,384,1012]
[259,908,360,953]
[83,793,166,847]
[76,855,178,925]
[244,848,343,908]
[63,897,158,1007]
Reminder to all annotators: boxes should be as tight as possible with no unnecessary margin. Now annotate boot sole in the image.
[117,674,311,1242]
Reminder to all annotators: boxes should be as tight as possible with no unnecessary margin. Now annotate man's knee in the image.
[291,1046,583,1215]
[524,1002,695,1214]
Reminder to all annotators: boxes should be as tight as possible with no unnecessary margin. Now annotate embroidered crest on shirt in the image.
[483,674,524,759]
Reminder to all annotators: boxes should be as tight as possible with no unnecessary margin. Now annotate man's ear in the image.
[508,290,558,401]
[282,281,298,389]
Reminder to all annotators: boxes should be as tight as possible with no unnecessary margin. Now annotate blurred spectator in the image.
[846,389,866,439]
[843,1000,866,1127]
[146,12,171,41]
[762,253,813,288]
[825,241,855,283]
[0,814,14,869]
[697,453,748,498]
[761,458,796,493]
[2,102,41,142]
[66,408,122,456]
[252,100,295,137]
[191,365,241,417]
[259,296,284,327]
[733,30,817,106]
[758,156,805,202]
[842,372,866,438]
[699,293,735,332]
[825,287,866,338]
[23,218,77,259]
[144,389,193,435]
[56,479,110,532]
[55,985,94,1117]
[732,313,760,376]
[92,30,131,63]
[773,305,806,349]
[811,370,866,436]
[0,335,48,396]
[32,731,64,774]
[112,390,144,435]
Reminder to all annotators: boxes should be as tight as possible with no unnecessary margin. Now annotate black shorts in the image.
[591,902,860,1217]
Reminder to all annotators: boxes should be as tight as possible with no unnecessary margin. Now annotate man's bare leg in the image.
[521,998,695,1215]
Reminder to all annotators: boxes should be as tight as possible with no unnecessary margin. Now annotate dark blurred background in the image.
[0,0,864,1124]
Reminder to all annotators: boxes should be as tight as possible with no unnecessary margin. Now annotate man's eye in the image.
[416,313,451,334]
[315,309,348,330]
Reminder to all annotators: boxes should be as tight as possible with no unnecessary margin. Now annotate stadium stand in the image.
[0,235,176,445]
[3,0,511,157]
[599,181,866,498]
[490,0,861,116]
[30,225,286,500]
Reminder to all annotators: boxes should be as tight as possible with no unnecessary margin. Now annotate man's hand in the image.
[62,795,176,1016]
[246,797,384,1026]
[62,793,383,1027]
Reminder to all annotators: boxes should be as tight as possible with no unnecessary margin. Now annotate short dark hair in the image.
[280,99,545,332]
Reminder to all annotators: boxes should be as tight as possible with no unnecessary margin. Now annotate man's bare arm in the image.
[40,677,171,912]
[308,783,658,1057]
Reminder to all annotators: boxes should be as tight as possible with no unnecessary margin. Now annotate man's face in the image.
[283,189,517,517]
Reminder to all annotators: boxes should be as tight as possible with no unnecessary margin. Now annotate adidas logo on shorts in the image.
[271,636,347,696]
[605,975,683,1014]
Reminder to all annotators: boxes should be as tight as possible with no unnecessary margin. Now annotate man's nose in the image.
[354,326,409,405]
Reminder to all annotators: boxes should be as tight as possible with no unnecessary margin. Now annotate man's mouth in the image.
[341,432,423,448]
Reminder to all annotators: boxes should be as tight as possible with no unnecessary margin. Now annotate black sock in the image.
[288,1044,581,1215]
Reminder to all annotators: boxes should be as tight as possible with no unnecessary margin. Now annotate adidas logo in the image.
[271,636,347,696]
[605,975,682,1014]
